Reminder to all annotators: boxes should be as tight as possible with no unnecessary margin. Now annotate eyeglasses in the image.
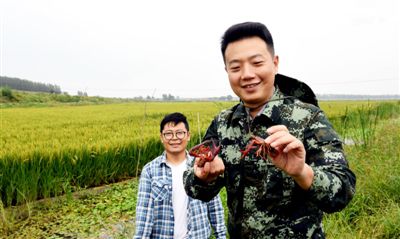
[162,131,187,140]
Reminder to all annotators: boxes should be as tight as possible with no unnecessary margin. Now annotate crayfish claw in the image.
[189,139,220,162]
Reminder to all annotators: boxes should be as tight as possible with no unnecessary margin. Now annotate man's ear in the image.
[273,55,279,74]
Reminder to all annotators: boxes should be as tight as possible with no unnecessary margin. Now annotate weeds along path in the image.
[0,179,138,238]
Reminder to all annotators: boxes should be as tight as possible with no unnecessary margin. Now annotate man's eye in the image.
[230,66,240,71]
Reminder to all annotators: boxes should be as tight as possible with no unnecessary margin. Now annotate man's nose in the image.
[241,64,255,80]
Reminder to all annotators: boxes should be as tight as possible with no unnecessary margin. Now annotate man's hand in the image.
[194,155,225,183]
[265,125,314,190]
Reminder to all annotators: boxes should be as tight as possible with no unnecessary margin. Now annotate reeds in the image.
[323,100,400,238]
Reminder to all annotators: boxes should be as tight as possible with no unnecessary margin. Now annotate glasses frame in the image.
[162,130,187,140]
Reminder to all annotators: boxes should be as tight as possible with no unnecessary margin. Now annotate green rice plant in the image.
[0,102,234,159]
[1,141,179,207]
[1,101,235,206]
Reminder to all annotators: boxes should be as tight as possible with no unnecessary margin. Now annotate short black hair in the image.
[160,112,189,132]
[221,22,275,63]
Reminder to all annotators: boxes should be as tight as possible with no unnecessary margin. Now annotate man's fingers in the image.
[269,134,303,153]
[283,140,304,153]
[265,130,287,145]
[264,126,305,155]
[270,134,294,148]
[193,155,225,182]
[195,157,206,168]
[267,125,289,135]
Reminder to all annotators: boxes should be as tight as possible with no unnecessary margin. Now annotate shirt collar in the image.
[159,150,192,166]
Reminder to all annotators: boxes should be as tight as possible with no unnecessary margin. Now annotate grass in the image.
[323,118,400,238]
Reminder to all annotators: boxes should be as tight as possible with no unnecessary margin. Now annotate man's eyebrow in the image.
[227,54,264,66]
[227,59,240,66]
[249,54,264,60]
[163,130,185,132]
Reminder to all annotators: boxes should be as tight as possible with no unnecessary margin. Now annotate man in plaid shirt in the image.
[134,112,226,239]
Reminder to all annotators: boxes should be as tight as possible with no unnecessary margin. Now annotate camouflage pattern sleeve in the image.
[183,117,225,202]
[203,115,219,141]
[183,166,225,202]
[304,110,356,213]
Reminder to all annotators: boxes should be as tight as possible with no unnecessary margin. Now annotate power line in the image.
[311,78,398,85]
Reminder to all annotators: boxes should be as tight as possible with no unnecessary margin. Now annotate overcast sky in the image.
[1,0,399,98]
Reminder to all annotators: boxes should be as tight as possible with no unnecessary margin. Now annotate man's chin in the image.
[242,98,263,108]
[168,148,183,154]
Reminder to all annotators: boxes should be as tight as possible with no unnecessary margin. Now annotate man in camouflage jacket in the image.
[183,22,356,238]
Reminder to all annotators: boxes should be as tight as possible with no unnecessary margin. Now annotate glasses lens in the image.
[176,131,186,139]
[163,132,173,140]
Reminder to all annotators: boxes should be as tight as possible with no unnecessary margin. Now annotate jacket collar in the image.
[231,87,288,124]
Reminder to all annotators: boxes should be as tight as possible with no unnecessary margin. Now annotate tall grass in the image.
[330,101,400,148]
[322,100,400,238]
[324,116,400,238]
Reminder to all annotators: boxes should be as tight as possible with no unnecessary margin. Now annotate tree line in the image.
[0,76,62,94]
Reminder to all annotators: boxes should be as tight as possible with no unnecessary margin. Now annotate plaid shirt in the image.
[134,152,226,239]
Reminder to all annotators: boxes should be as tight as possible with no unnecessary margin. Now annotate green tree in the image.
[1,86,14,99]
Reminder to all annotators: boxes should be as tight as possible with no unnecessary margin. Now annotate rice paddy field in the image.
[1,99,400,238]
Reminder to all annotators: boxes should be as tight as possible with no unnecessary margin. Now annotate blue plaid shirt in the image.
[134,152,226,239]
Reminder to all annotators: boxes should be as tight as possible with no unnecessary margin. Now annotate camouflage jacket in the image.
[184,86,356,239]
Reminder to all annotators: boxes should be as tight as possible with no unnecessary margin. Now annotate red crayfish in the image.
[189,139,221,162]
[240,135,278,160]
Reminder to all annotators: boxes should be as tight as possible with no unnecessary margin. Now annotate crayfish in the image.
[189,139,221,162]
[240,135,278,160]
